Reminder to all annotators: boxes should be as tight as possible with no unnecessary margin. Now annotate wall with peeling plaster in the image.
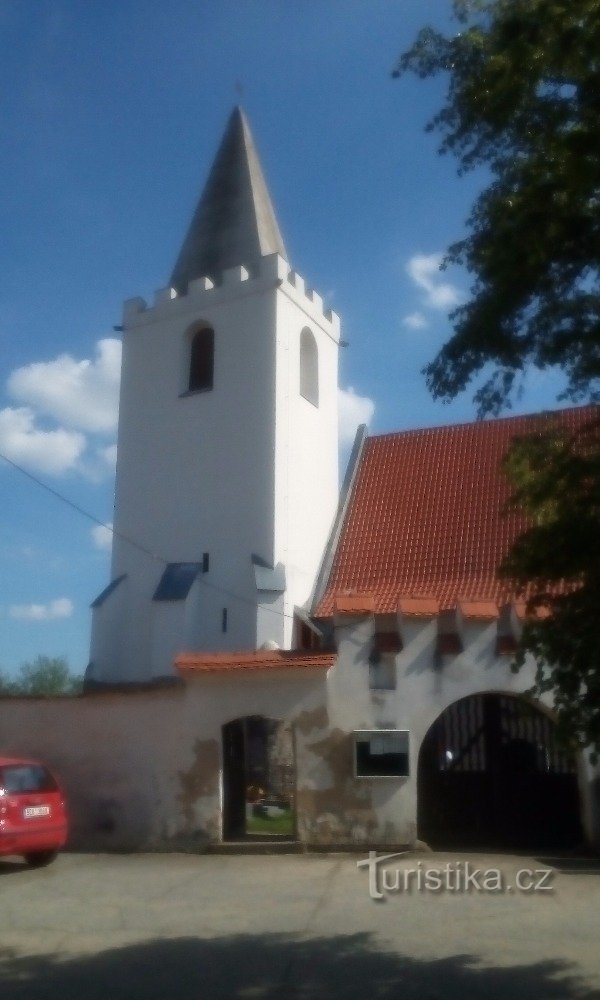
[0,671,329,851]
[325,612,599,848]
[0,620,597,851]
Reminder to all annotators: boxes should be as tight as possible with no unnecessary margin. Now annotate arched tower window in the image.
[188,327,214,392]
[299,327,319,407]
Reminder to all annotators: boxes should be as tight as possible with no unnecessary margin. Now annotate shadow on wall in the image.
[0,933,592,1000]
[66,789,156,852]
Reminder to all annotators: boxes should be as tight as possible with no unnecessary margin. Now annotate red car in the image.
[0,756,68,866]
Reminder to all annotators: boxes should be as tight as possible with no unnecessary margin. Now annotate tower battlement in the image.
[123,253,340,339]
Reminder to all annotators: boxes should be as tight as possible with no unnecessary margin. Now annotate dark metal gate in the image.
[418,694,582,849]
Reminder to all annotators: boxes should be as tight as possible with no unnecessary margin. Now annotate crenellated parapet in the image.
[123,253,340,340]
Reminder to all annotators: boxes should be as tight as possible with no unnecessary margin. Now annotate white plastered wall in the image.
[0,633,597,850]
[271,271,340,648]
[317,613,599,846]
[91,254,339,682]
[0,671,328,851]
[108,266,277,681]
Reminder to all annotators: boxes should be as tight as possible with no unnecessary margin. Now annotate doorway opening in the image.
[222,716,296,840]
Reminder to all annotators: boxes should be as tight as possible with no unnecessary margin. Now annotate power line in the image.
[0,449,298,622]
[0,450,164,564]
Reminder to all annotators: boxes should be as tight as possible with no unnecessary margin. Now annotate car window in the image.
[0,765,58,794]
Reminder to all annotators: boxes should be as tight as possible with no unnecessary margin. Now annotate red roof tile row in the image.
[398,597,439,617]
[458,600,499,620]
[175,650,336,674]
[333,594,375,615]
[315,406,596,618]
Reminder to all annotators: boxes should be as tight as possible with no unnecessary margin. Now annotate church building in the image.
[2,107,595,853]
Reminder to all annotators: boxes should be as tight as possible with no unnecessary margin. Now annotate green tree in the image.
[499,415,600,752]
[0,656,82,696]
[396,0,600,416]
[397,0,600,752]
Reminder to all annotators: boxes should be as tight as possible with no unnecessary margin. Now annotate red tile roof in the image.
[333,594,375,615]
[398,597,440,617]
[459,600,499,620]
[315,406,597,618]
[175,650,336,674]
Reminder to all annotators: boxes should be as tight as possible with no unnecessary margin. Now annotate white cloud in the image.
[91,523,113,551]
[402,311,429,330]
[9,597,74,621]
[0,339,120,480]
[8,338,121,434]
[98,443,118,469]
[0,406,85,475]
[338,386,375,448]
[77,442,119,483]
[406,253,461,311]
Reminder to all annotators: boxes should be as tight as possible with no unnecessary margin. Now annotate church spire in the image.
[169,107,288,293]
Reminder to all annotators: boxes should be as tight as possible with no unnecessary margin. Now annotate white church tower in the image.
[88,108,340,684]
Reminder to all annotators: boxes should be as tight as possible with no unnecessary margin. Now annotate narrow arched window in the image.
[300,327,318,406]
[189,327,214,392]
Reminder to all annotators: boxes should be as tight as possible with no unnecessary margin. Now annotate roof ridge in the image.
[366,403,598,443]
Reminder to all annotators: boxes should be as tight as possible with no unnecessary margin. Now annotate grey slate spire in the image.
[170,107,288,293]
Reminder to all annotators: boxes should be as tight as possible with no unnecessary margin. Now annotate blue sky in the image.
[0,1,565,677]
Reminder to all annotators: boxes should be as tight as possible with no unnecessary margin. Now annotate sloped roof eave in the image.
[175,650,336,674]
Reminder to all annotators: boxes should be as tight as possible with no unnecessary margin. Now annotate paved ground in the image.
[0,850,599,998]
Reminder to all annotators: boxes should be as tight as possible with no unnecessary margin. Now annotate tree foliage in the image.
[0,656,82,697]
[499,414,600,752]
[396,0,600,416]
[397,0,600,752]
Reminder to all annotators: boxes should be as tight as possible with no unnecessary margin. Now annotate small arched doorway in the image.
[418,693,582,849]
[222,716,296,840]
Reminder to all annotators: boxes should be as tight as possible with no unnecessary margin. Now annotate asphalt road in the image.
[1,850,599,999]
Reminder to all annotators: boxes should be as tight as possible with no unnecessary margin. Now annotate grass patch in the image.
[246,809,295,836]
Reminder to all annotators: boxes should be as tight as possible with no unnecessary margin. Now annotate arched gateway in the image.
[418,693,582,850]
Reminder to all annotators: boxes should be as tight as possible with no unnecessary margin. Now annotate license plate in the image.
[23,805,50,819]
